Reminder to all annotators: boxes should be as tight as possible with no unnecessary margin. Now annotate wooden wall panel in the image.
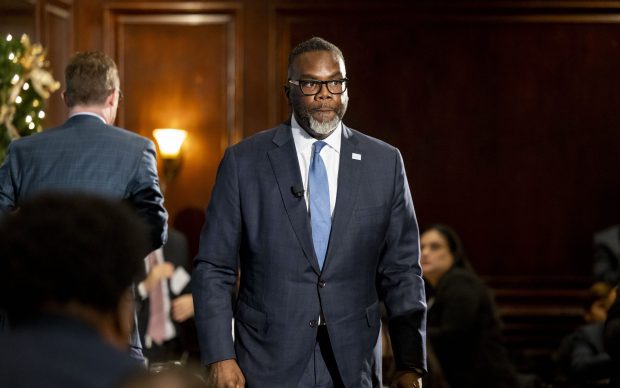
[0,1,35,39]
[103,3,242,223]
[7,0,620,283]
[39,0,73,128]
[271,4,620,280]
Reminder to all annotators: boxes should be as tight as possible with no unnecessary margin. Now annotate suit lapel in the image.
[324,125,362,271]
[267,125,321,274]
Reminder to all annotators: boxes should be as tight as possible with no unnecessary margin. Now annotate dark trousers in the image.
[297,326,345,388]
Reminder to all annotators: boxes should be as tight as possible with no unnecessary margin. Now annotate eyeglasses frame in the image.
[287,78,349,96]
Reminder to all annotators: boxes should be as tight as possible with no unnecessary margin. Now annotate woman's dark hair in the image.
[422,223,474,272]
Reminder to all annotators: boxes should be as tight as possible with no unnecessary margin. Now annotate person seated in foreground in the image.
[0,193,151,388]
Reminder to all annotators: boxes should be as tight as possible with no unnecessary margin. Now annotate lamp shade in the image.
[153,128,187,158]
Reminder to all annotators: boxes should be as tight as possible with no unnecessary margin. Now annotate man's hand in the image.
[171,294,194,322]
[206,359,245,388]
[391,370,422,388]
[141,262,174,292]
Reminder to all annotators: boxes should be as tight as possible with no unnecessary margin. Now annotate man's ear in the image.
[111,288,134,348]
[61,91,70,107]
[104,90,116,107]
[284,85,291,106]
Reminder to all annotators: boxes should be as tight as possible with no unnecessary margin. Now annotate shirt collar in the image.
[291,114,342,154]
[69,112,106,124]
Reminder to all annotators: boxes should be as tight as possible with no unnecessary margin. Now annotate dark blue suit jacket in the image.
[0,314,143,388]
[193,123,426,387]
[0,114,167,248]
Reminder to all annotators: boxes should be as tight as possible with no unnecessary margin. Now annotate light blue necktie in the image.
[309,141,331,270]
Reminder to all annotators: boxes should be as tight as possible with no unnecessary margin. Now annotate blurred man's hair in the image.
[64,51,119,107]
[0,193,149,323]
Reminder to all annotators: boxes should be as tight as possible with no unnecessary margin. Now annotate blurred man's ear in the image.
[105,90,116,108]
[111,288,135,350]
[61,91,70,107]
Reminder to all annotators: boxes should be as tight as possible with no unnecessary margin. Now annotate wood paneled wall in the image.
[102,2,243,216]
[3,0,620,282]
[38,0,73,127]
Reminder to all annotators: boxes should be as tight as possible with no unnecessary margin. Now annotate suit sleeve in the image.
[569,326,613,381]
[192,147,241,365]
[0,143,18,214]
[127,140,168,251]
[378,148,427,374]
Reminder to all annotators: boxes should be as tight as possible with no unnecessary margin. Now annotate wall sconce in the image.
[153,128,187,191]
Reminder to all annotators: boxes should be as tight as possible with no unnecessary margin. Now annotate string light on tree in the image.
[0,33,60,162]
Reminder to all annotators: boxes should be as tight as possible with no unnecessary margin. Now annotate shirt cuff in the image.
[137,282,147,300]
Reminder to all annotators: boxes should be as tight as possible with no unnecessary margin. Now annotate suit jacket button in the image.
[318,280,326,288]
[309,320,318,328]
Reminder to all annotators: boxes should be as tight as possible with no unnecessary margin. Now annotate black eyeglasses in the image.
[118,89,123,102]
[288,78,348,96]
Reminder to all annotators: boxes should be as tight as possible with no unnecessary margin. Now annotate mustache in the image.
[306,108,341,120]
[308,105,337,112]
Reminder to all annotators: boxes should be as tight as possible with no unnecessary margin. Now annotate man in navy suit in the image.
[0,51,168,359]
[193,37,426,388]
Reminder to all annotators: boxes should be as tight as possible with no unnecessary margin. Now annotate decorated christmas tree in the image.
[0,33,60,162]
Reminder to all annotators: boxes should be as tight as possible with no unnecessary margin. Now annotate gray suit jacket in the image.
[193,122,426,387]
[0,114,167,249]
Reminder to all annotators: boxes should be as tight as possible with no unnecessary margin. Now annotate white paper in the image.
[170,266,190,295]
[352,153,361,160]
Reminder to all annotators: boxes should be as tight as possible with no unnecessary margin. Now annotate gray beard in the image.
[308,114,340,135]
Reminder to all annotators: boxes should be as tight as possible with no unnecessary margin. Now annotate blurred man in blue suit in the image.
[193,37,426,388]
[0,51,168,360]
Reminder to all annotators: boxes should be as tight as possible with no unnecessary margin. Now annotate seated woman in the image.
[421,224,520,388]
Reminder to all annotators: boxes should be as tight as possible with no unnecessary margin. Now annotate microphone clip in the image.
[291,185,304,199]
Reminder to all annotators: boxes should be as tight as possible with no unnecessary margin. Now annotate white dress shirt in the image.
[291,115,341,216]
[69,112,106,123]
